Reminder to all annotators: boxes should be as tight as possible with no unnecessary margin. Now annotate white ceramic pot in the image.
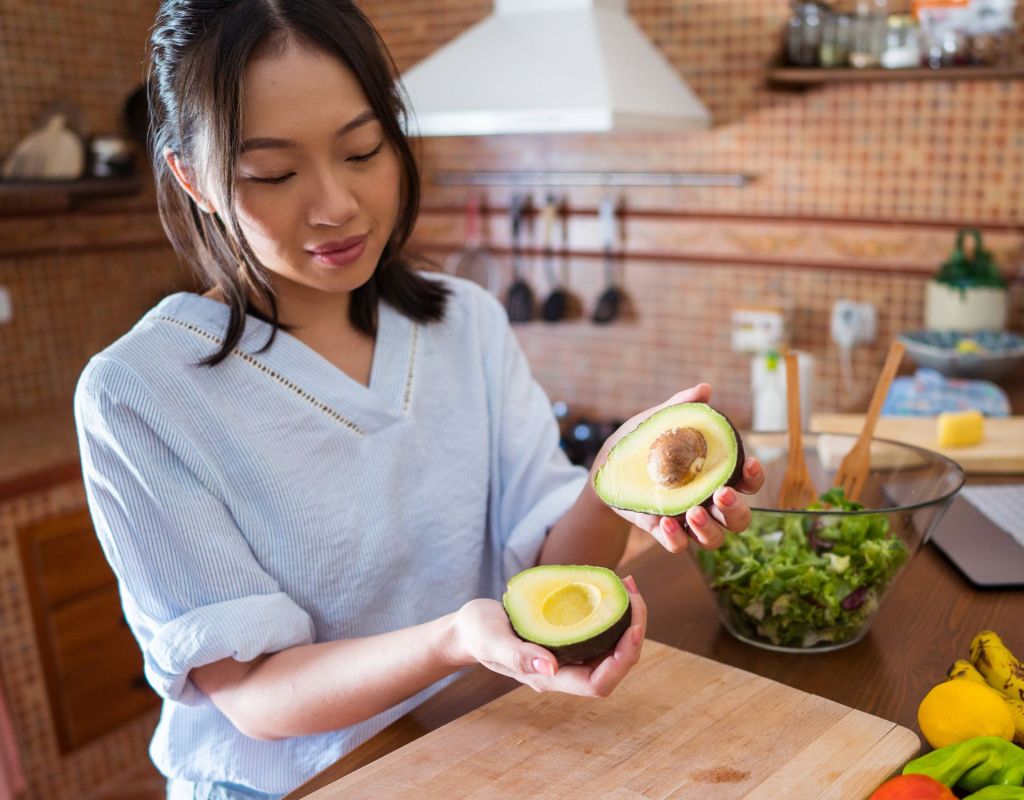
[924,281,1008,332]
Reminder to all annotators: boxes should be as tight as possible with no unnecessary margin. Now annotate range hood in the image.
[400,0,712,137]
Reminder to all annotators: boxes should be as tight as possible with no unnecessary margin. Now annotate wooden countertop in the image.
[287,480,1024,799]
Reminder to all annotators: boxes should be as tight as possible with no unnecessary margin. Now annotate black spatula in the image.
[592,194,623,325]
[505,193,534,324]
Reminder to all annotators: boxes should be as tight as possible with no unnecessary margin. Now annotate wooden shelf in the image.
[768,64,1024,85]
[0,176,142,202]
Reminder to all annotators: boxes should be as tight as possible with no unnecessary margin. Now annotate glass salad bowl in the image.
[692,431,965,653]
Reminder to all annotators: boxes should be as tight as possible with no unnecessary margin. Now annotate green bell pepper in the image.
[903,737,1024,794]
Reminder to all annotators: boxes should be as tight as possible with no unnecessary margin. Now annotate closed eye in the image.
[348,143,383,163]
[247,173,295,185]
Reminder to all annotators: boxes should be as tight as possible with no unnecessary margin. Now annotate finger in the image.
[734,457,765,495]
[587,620,644,696]
[685,504,725,549]
[661,382,711,409]
[499,641,558,678]
[709,486,753,533]
[650,516,688,553]
[623,576,648,640]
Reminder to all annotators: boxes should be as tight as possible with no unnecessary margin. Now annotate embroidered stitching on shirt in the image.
[156,315,365,437]
[402,324,419,415]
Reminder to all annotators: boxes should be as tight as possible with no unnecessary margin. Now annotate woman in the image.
[73,1,764,797]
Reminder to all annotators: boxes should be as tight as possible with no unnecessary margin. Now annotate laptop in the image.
[930,486,1024,588]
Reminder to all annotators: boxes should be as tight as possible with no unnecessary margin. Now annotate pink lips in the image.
[307,235,368,267]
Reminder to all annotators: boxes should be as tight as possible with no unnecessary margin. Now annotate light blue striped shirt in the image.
[73,275,587,794]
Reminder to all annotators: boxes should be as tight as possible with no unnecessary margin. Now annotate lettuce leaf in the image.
[697,487,908,648]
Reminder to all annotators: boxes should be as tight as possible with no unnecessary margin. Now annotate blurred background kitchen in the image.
[1,1,1023,798]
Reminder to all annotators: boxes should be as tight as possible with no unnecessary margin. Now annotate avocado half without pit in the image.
[593,402,745,522]
[502,565,632,665]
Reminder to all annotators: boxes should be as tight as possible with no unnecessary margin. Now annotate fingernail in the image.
[624,575,638,592]
[691,507,708,526]
[663,517,679,534]
[532,658,552,676]
[720,489,736,507]
[747,460,761,475]
[631,625,643,646]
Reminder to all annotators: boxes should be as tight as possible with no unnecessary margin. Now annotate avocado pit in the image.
[647,427,707,489]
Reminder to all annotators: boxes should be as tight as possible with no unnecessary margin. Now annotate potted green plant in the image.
[925,228,1008,332]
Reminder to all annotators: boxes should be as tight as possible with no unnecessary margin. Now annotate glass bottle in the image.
[849,0,889,68]
[820,12,853,67]
[787,1,826,66]
[880,14,921,68]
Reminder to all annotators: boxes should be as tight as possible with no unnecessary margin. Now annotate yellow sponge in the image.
[937,409,985,448]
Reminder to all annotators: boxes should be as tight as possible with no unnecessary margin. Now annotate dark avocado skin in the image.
[539,603,633,666]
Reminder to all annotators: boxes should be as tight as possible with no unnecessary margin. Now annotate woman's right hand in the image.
[447,576,647,698]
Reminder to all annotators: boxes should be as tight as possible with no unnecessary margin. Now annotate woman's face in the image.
[230,38,402,302]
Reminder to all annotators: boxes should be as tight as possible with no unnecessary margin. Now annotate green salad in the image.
[696,487,908,649]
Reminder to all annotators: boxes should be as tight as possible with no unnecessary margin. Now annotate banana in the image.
[949,659,989,685]
[969,630,1024,745]
[970,631,1024,701]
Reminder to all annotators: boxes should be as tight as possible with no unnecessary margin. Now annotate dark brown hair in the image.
[147,0,448,365]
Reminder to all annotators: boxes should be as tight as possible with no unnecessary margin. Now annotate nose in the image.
[306,164,358,228]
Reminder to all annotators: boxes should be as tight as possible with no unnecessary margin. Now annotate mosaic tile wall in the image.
[0,1,1023,798]
[365,0,1024,422]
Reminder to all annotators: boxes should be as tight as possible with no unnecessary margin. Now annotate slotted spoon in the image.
[833,340,906,502]
[778,351,817,509]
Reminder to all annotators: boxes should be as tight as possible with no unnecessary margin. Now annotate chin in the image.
[283,254,379,295]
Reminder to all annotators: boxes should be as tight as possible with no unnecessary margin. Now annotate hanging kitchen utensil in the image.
[540,193,565,322]
[833,340,906,502]
[505,193,534,323]
[444,194,502,295]
[539,194,563,321]
[592,194,624,325]
[778,351,817,510]
[559,198,583,320]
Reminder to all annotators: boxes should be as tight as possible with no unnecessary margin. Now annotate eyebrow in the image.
[239,110,378,154]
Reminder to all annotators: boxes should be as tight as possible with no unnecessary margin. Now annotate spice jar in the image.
[820,12,853,67]
[787,1,826,66]
[880,14,922,68]
[849,0,889,67]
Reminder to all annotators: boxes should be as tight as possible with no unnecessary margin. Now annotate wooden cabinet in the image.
[17,508,159,753]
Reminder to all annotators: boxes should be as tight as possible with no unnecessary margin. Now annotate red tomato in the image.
[868,774,957,800]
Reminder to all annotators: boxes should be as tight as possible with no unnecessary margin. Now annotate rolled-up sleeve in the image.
[74,357,315,706]
[489,316,588,582]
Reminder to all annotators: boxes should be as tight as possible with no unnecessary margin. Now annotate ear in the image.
[163,147,217,214]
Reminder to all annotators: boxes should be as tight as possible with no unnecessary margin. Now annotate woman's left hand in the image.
[589,383,765,553]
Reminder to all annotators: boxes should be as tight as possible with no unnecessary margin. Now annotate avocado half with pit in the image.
[502,565,632,665]
[593,402,744,520]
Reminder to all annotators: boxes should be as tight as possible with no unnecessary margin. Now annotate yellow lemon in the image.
[917,679,1015,749]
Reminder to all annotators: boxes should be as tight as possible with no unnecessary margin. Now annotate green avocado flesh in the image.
[502,565,632,665]
[593,402,743,517]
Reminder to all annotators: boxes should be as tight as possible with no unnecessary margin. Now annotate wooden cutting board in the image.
[811,413,1024,474]
[306,641,919,800]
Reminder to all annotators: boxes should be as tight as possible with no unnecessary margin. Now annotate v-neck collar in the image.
[150,292,418,436]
